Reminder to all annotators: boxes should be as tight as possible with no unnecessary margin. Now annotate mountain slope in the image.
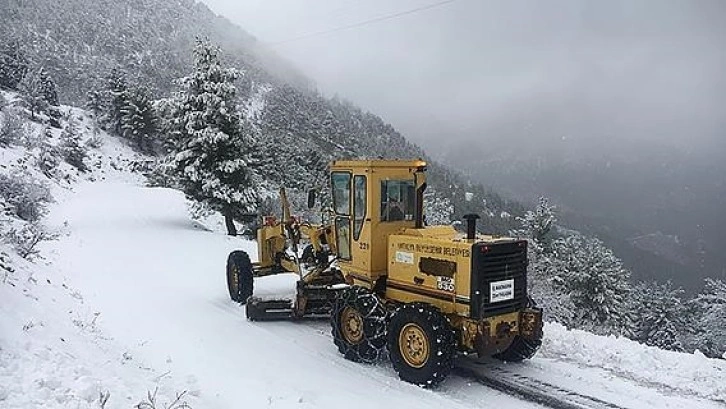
[0,0,525,234]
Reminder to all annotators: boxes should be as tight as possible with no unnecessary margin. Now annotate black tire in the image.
[492,297,542,362]
[331,286,388,363]
[226,250,254,304]
[388,303,456,388]
[491,336,541,362]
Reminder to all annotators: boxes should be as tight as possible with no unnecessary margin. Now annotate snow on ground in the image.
[0,245,194,409]
[540,322,726,403]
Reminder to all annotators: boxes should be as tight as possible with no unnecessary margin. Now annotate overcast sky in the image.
[200,0,725,157]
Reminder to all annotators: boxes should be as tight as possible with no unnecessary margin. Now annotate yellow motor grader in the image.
[226,159,543,387]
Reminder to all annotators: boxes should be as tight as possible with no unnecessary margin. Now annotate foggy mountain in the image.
[439,135,725,292]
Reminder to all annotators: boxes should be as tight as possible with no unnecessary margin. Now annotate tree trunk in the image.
[224,208,237,236]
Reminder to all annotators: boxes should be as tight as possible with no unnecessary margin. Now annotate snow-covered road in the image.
[46,182,543,409]
[44,181,725,409]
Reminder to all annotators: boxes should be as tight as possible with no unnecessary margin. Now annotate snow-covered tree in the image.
[21,68,49,120]
[106,68,129,135]
[37,142,61,179]
[0,170,52,222]
[85,88,106,120]
[120,86,157,153]
[553,233,634,337]
[510,196,573,323]
[0,92,8,111]
[0,110,26,147]
[633,281,686,351]
[152,97,178,154]
[513,196,556,247]
[424,189,454,226]
[0,41,28,90]
[59,119,88,172]
[169,39,258,236]
[38,67,58,106]
[690,278,726,358]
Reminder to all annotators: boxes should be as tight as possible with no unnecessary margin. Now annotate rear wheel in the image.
[331,286,387,363]
[388,303,456,388]
[492,297,542,362]
[226,250,254,304]
[491,335,541,362]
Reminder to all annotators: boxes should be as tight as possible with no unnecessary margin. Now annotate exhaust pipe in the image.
[463,213,480,240]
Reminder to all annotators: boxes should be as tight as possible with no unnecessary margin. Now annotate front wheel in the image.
[226,250,254,304]
[388,303,456,388]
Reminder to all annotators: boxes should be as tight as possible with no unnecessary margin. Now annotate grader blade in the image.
[245,297,293,321]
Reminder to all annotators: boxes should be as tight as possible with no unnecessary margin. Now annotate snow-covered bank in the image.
[0,244,195,409]
[0,106,196,407]
[541,322,726,403]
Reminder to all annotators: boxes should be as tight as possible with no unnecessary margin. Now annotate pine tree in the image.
[105,68,129,135]
[0,110,25,147]
[0,41,29,90]
[554,234,634,337]
[511,197,573,324]
[38,67,58,106]
[633,281,686,351]
[513,196,556,246]
[0,93,8,112]
[120,86,157,153]
[85,89,107,120]
[170,39,258,236]
[21,68,49,120]
[423,189,454,226]
[59,119,88,172]
[690,278,726,358]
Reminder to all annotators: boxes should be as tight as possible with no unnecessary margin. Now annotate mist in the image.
[202,0,725,157]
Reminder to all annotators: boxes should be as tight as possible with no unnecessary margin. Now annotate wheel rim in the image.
[399,323,430,368]
[341,306,364,345]
[228,264,239,293]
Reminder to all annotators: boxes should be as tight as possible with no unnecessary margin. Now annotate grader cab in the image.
[225,159,543,387]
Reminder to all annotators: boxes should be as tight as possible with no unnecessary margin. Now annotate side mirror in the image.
[307,189,316,209]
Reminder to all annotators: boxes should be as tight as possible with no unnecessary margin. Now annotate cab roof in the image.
[330,159,427,170]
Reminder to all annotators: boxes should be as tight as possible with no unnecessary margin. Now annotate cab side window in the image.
[380,180,415,222]
[331,172,352,260]
[353,175,366,240]
[332,172,351,216]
